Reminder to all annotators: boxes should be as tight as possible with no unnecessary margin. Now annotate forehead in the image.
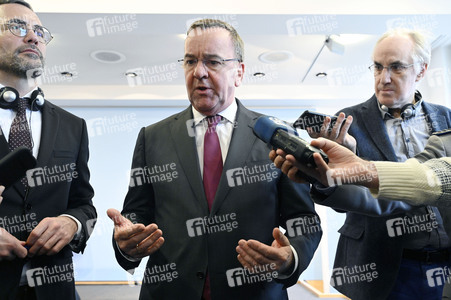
[0,3,41,25]
[373,35,414,63]
[185,27,234,56]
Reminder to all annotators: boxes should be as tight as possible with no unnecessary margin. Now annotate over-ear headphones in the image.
[380,90,422,120]
[400,103,415,119]
[0,86,45,111]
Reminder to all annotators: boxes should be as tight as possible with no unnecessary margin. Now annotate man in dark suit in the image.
[108,19,321,300]
[0,1,96,299]
[303,29,451,299]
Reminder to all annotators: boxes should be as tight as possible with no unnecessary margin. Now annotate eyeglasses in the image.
[178,57,241,71]
[368,62,416,76]
[2,20,53,45]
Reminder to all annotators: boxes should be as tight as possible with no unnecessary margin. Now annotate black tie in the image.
[8,98,33,188]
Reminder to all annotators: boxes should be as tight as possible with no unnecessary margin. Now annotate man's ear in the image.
[416,63,428,82]
[235,63,245,87]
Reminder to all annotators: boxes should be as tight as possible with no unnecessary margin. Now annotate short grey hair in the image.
[186,18,244,62]
[374,28,431,70]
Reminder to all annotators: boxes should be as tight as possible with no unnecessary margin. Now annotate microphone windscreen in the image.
[0,146,37,189]
[252,116,296,143]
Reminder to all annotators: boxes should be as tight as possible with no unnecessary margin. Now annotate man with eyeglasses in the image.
[108,19,321,300]
[305,29,451,299]
[0,1,96,299]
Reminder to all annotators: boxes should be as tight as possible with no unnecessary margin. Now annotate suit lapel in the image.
[210,100,257,215]
[170,107,208,211]
[360,96,398,161]
[422,102,447,132]
[36,102,59,167]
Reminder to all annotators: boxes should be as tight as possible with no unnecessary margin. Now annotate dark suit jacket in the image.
[322,95,451,300]
[0,100,96,300]
[114,99,321,300]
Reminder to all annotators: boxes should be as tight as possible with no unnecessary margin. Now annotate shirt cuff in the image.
[60,214,82,239]
[278,245,299,279]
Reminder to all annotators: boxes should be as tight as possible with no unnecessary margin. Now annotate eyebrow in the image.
[184,53,223,60]
[7,18,27,25]
[373,60,406,65]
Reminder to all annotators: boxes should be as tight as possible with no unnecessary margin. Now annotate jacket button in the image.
[196,272,205,279]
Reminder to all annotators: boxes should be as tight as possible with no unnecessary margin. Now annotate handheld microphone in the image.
[252,116,329,169]
[0,146,37,189]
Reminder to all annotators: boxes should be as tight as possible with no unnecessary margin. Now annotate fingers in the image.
[310,138,337,154]
[236,239,268,269]
[272,228,290,248]
[120,224,165,259]
[0,229,27,260]
[107,208,131,227]
[0,185,4,204]
[26,217,77,257]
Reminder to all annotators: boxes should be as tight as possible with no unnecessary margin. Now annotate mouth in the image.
[20,48,40,57]
[195,86,209,92]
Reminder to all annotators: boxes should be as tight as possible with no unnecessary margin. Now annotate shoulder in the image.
[422,101,451,115]
[42,100,84,123]
[433,128,451,137]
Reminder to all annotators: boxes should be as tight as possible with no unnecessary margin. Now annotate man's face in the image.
[0,4,46,79]
[372,35,425,109]
[183,27,244,116]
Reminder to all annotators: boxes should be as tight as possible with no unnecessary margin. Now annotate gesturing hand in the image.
[307,112,356,153]
[236,228,294,275]
[107,208,164,259]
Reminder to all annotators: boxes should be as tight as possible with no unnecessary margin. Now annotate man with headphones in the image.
[305,28,451,300]
[0,1,96,299]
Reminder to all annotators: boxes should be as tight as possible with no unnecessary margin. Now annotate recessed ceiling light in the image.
[253,72,265,77]
[316,72,327,78]
[125,71,138,77]
[258,50,293,64]
[60,72,73,77]
[90,50,126,64]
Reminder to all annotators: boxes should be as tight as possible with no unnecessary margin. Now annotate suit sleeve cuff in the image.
[277,245,298,279]
[116,240,141,263]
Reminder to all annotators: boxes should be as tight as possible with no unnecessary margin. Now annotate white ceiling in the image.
[25,0,451,108]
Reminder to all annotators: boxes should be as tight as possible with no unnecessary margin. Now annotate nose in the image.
[379,67,391,84]
[23,28,39,45]
[193,60,208,79]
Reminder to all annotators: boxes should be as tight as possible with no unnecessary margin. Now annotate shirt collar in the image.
[191,99,238,126]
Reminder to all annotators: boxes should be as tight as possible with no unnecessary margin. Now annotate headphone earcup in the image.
[401,103,415,119]
[0,87,19,109]
[30,88,45,111]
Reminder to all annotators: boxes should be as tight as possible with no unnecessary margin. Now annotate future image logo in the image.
[186,213,238,237]
[86,15,138,37]
[26,264,74,287]
[426,267,450,287]
[226,264,278,288]
[330,263,378,287]
[286,216,321,237]
[226,163,278,187]
[26,163,78,187]
[386,212,438,238]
